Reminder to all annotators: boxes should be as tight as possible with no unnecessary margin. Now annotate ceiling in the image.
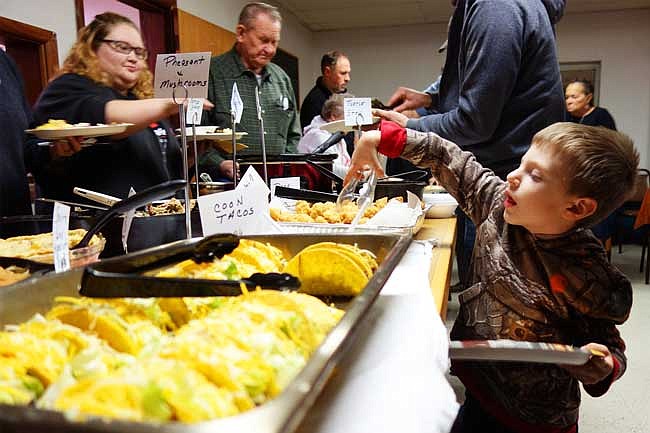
[272,0,650,32]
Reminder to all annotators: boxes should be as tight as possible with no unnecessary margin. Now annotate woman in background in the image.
[565,79,618,246]
[33,12,211,202]
[565,79,616,130]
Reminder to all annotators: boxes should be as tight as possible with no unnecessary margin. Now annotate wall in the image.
[556,9,650,168]
[312,9,650,168]
[83,0,140,29]
[1,0,77,62]
[312,22,448,103]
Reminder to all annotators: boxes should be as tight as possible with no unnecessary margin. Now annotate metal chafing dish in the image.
[0,232,412,433]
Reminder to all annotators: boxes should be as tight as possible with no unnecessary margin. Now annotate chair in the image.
[634,188,650,284]
[615,168,650,253]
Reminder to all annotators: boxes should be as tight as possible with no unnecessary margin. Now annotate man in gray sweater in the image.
[379,0,566,291]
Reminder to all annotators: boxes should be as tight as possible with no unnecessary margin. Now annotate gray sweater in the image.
[407,0,566,178]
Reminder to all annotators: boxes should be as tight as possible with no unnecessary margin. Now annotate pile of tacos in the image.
[0,291,343,423]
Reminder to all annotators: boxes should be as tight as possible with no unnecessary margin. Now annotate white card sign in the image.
[344,97,373,126]
[198,166,276,235]
[154,52,211,99]
[270,177,300,198]
[238,166,271,196]
[121,187,137,254]
[197,188,271,236]
[52,202,71,273]
[270,177,300,208]
[185,98,203,124]
[231,83,243,124]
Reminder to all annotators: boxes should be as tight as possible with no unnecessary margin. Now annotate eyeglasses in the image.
[100,39,148,60]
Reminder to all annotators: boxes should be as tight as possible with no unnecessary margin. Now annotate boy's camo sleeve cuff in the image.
[378,119,407,158]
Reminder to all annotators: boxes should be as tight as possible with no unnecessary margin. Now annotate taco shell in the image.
[284,248,369,296]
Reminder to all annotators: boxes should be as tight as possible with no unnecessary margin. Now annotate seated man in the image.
[298,93,351,178]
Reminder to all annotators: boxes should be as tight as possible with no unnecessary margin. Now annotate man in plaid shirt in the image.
[202,2,301,180]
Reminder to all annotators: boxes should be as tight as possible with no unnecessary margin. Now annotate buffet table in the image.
[297,217,460,433]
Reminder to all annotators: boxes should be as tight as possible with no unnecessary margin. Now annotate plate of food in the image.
[319,116,380,134]
[26,119,133,140]
[177,126,248,141]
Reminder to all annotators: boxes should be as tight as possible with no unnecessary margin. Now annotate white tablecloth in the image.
[297,240,459,433]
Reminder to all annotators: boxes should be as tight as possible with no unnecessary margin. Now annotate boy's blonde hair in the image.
[57,12,153,99]
[533,122,639,227]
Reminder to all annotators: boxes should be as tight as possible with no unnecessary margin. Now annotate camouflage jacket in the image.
[400,128,632,429]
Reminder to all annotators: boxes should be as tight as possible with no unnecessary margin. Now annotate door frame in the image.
[0,16,59,86]
[74,0,178,53]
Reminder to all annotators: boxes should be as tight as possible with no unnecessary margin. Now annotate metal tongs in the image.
[80,234,300,297]
[336,169,378,230]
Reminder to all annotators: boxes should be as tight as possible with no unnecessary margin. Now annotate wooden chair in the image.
[616,168,650,253]
[633,188,650,284]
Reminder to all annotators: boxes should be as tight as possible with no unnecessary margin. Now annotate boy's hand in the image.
[372,108,409,128]
[344,130,385,186]
[561,343,614,385]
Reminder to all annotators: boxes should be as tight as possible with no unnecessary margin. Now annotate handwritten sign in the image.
[154,52,211,99]
[344,97,372,126]
[198,166,278,235]
[237,166,270,196]
[52,202,70,273]
[270,176,300,209]
[197,188,271,235]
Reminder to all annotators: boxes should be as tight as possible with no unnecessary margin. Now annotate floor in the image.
[444,244,650,432]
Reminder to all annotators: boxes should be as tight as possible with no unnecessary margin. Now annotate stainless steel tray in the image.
[0,233,412,433]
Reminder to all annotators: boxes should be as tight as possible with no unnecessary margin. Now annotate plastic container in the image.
[423,193,458,218]
[28,235,106,268]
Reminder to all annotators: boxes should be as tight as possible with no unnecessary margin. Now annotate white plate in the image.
[449,340,596,365]
[26,123,133,140]
[319,117,380,134]
[177,126,248,141]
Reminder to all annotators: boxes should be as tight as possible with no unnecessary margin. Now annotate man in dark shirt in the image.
[300,51,351,130]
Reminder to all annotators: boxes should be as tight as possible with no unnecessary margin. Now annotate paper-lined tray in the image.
[449,340,601,365]
[177,126,248,141]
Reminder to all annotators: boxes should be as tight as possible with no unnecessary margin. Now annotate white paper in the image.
[197,185,272,236]
[237,166,271,196]
[231,82,243,124]
[297,241,458,433]
[153,52,211,99]
[269,176,300,208]
[185,98,203,124]
[121,187,137,254]
[52,202,70,272]
[344,97,373,126]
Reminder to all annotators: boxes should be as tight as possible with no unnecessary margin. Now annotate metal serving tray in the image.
[0,232,412,433]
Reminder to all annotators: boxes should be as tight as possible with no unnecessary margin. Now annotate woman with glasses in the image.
[31,12,211,202]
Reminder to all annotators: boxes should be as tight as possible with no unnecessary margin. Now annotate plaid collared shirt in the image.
[202,46,300,167]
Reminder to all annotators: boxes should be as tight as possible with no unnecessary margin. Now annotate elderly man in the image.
[202,2,300,180]
[300,51,351,130]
